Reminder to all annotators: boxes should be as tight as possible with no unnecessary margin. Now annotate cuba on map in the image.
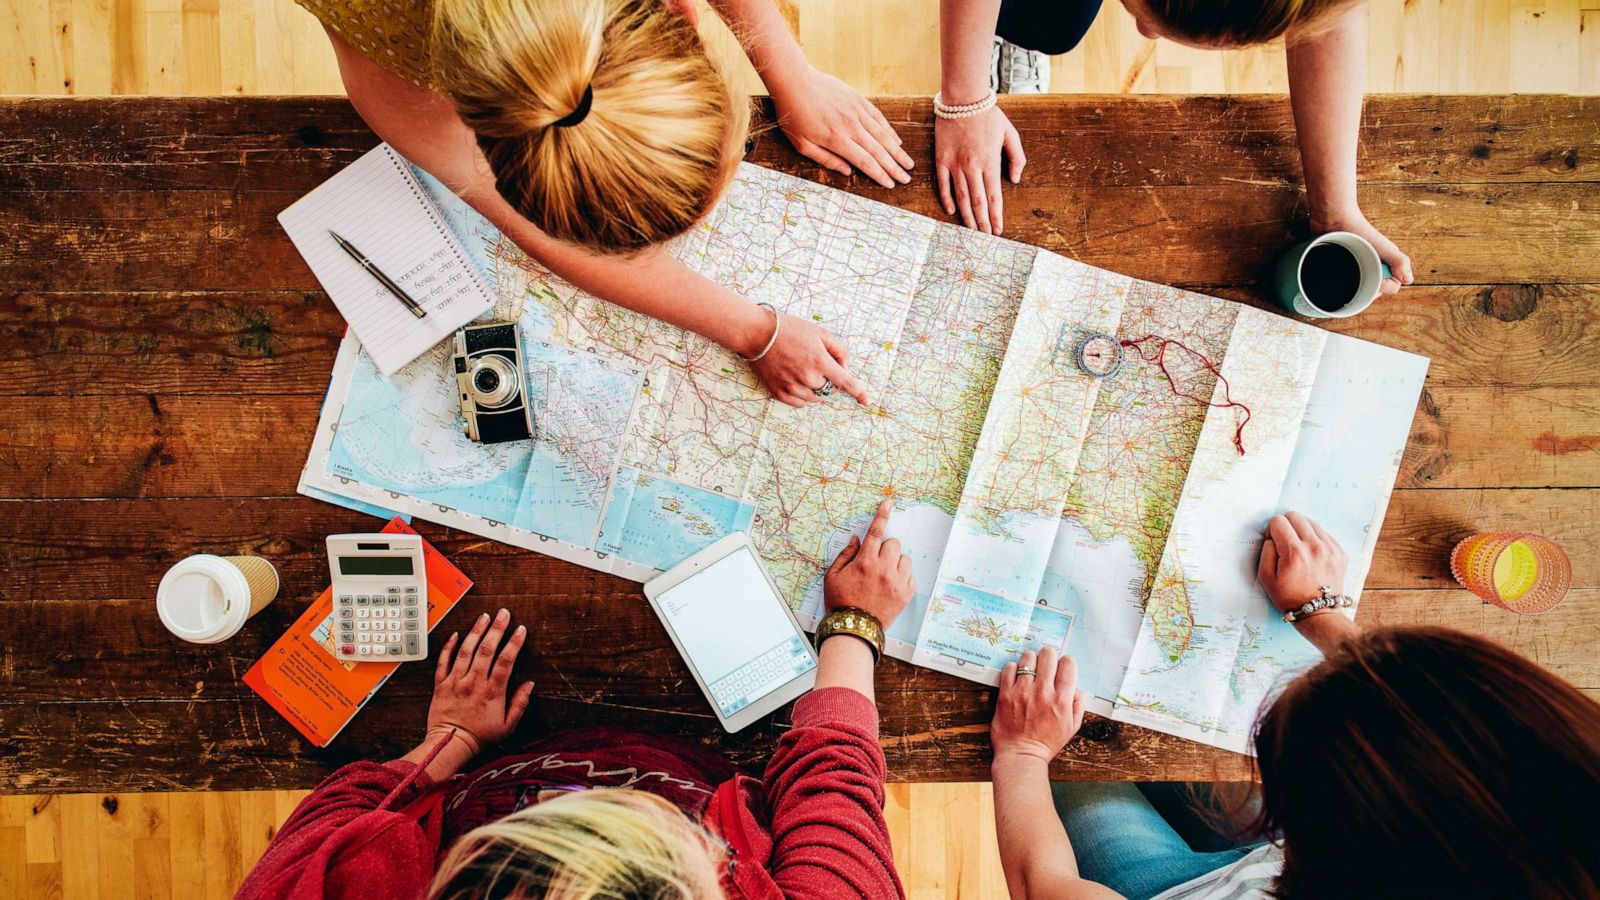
[299,161,1428,754]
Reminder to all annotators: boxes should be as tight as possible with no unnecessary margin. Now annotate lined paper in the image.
[279,144,495,375]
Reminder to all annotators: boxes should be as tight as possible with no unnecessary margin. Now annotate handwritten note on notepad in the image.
[279,143,495,375]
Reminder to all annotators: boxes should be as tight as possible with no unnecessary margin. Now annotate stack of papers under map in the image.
[298,157,1429,753]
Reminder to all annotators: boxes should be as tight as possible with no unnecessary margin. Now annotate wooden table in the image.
[2,96,1596,793]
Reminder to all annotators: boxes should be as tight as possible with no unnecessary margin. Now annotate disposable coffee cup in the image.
[1273,231,1393,319]
[156,554,280,644]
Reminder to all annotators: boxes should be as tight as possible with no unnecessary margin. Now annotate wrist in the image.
[1307,195,1361,231]
[992,746,1055,774]
[1293,609,1359,649]
[724,298,777,358]
[940,69,992,107]
[816,606,885,663]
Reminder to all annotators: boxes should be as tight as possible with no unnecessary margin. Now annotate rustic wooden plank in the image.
[9,588,1590,704]
[1,96,1593,193]
[1,385,1595,499]
[0,291,343,397]
[5,181,1597,292]
[1397,386,1600,488]
[1357,589,1600,691]
[1,490,1595,604]
[5,286,1596,398]
[6,586,1591,792]
[0,686,1253,793]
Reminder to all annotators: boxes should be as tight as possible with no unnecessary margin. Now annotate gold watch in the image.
[815,606,885,664]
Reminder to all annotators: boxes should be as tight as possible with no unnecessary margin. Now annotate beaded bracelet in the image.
[1281,585,1354,623]
[933,90,998,120]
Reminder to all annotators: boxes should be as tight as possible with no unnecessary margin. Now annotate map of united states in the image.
[300,161,1427,754]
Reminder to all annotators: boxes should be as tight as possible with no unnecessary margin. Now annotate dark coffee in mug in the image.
[1300,243,1363,311]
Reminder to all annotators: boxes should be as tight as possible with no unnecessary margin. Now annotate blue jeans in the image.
[1051,783,1255,900]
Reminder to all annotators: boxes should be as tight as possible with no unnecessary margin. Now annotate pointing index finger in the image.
[862,498,893,550]
[824,357,868,406]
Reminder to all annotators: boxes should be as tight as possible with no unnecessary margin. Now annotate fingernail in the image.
[516,625,526,635]
[498,608,509,618]
[478,613,489,623]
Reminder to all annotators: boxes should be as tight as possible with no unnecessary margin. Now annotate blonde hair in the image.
[429,0,749,255]
[428,789,727,900]
[1143,0,1359,45]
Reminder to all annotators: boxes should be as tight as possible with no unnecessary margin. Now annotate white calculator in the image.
[327,533,428,662]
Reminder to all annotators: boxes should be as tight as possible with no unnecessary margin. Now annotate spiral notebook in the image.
[279,143,495,375]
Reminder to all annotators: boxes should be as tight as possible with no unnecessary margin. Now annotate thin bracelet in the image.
[933,90,998,120]
[426,724,482,757]
[742,302,781,363]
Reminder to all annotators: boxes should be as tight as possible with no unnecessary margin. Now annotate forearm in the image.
[489,212,772,356]
[941,0,1004,103]
[991,753,1084,897]
[1286,8,1368,223]
[812,633,877,703]
[399,732,478,782]
[707,0,811,89]
[1294,610,1360,655]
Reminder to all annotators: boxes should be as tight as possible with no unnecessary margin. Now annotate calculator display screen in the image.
[338,556,414,576]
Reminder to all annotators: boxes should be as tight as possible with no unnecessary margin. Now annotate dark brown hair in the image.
[1250,627,1600,899]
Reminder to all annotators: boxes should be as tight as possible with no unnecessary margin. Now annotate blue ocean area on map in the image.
[922,581,1075,669]
[597,467,757,569]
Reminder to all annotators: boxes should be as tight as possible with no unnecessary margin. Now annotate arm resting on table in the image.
[762,640,904,899]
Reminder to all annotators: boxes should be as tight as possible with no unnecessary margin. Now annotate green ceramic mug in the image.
[1273,231,1393,319]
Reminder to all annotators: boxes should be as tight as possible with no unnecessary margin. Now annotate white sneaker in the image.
[990,36,1002,94]
[998,40,1050,94]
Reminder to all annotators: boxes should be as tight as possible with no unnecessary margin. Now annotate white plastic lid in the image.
[156,554,252,643]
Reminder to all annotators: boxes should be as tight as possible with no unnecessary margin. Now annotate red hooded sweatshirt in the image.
[236,687,904,899]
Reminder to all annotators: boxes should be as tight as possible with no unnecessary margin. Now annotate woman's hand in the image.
[1310,207,1414,296]
[992,646,1084,764]
[823,499,915,628]
[1258,512,1349,614]
[935,106,1026,236]
[426,609,535,753]
[771,67,914,189]
[1259,512,1359,652]
[749,312,869,408]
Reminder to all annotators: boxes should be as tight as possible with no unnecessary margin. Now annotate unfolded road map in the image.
[300,162,1428,753]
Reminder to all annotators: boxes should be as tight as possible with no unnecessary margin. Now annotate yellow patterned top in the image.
[295,0,436,86]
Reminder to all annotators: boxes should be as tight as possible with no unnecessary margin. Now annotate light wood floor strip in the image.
[4,0,1596,96]
[1,785,1008,899]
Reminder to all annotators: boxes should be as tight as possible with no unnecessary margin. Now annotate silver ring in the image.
[1015,666,1037,678]
[814,378,835,397]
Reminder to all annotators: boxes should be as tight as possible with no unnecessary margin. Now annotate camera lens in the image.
[466,355,520,409]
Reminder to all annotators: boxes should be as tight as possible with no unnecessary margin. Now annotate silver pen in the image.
[328,230,428,319]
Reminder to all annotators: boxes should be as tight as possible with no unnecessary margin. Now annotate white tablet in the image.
[643,533,818,733]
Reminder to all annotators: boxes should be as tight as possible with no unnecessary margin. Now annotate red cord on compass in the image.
[1120,335,1252,455]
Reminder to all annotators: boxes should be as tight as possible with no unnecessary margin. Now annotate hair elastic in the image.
[552,85,594,128]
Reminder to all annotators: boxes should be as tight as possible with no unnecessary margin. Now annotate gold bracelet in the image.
[815,606,885,664]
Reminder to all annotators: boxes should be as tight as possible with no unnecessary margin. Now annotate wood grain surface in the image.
[2,95,1596,793]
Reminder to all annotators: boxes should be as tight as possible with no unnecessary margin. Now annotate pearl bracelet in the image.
[933,90,998,120]
[1282,585,1354,623]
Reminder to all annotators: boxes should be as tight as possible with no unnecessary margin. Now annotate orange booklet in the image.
[244,517,472,746]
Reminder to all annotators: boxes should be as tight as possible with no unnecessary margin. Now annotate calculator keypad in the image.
[334,583,425,661]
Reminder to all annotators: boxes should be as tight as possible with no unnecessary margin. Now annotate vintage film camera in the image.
[452,323,534,444]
